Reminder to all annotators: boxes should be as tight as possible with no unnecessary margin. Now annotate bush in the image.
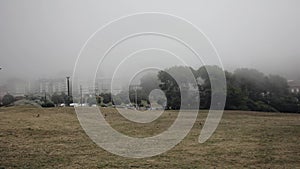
[41,101,55,107]
[87,97,97,106]
[2,94,15,106]
[100,103,107,107]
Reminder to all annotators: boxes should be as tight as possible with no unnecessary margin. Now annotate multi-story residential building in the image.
[38,78,67,95]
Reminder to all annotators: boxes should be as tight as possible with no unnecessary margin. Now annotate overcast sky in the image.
[0,0,300,84]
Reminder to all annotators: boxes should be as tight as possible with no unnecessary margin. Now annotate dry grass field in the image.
[0,106,300,169]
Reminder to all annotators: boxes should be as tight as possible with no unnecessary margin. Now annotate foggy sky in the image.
[1,0,300,85]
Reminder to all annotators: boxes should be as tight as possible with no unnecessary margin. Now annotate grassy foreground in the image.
[0,107,299,169]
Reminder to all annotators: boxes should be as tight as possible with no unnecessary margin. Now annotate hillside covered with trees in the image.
[96,66,300,113]
[155,66,300,113]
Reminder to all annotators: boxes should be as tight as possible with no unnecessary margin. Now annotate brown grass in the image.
[0,106,299,169]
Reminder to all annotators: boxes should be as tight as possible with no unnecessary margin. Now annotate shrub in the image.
[2,94,15,106]
[41,101,55,107]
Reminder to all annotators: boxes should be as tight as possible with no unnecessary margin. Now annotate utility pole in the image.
[80,85,83,106]
[135,85,138,110]
[297,97,300,113]
[66,77,70,97]
[66,76,70,106]
[0,68,3,103]
[95,87,98,96]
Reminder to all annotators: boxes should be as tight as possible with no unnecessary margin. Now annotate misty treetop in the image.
[156,65,299,113]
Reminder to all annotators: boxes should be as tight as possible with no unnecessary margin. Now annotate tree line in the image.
[155,66,300,113]
[1,66,299,113]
